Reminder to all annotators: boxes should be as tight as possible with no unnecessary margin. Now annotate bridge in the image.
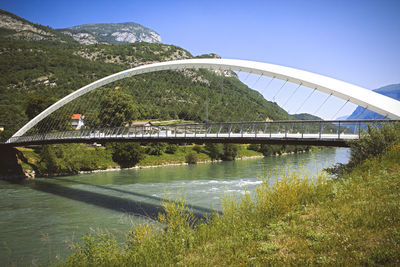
[5,120,397,147]
[3,59,400,147]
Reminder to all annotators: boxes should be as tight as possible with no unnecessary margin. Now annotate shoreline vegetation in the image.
[58,123,400,266]
[6,143,312,179]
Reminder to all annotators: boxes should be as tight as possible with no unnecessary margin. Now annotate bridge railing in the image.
[5,120,399,145]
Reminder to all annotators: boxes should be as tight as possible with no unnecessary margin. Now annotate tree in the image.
[222,143,239,161]
[25,94,55,120]
[165,144,178,154]
[109,142,145,168]
[185,152,198,164]
[99,90,136,127]
[205,143,223,161]
[146,142,167,155]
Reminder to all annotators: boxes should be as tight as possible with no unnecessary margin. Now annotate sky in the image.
[2,0,399,119]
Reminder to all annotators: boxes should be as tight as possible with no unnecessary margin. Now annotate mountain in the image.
[57,22,161,45]
[347,84,400,120]
[292,113,323,121]
[0,9,74,43]
[0,10,290,139]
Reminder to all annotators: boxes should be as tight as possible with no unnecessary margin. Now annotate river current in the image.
[0,147,349,265]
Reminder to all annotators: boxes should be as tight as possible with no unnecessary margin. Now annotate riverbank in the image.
[78,154,265,174]
[9,144,312,179]
[61,145,400,266]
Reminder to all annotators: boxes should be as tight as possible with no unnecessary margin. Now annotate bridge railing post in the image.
[285,123,287,138]
[319,121,322,139]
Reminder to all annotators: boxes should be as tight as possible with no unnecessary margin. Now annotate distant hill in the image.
[57,22,161,45]
[347,84,400,120]
[292,113,323,121]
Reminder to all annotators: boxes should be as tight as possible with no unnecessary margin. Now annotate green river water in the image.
[0,147,349,266]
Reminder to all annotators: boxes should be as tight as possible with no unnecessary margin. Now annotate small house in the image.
[71,114,85,130]
[127,121,155,135]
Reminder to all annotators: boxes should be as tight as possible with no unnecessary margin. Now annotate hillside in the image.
[292,113,323,121]
[57,22,161,45]
[347,83,400,120]
[0,9,75,44]
[0,10,290,139]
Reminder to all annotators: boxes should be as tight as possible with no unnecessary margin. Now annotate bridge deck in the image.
[3,120,397,147]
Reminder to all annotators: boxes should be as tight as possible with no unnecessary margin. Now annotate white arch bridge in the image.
[4,59,400,147]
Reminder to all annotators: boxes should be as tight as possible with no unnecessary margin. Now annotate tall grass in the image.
[61,145,400,266]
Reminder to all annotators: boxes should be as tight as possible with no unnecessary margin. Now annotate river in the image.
[0,147,349,266]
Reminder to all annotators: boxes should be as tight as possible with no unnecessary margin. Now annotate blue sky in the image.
[2,0,399,119]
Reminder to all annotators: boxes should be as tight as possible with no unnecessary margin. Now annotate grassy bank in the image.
[59,143,400,266]
[15,144,265,176]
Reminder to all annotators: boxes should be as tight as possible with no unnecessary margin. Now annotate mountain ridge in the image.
[57,22,161,45]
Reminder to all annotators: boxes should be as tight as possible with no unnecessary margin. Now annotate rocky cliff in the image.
[58,22,161,45]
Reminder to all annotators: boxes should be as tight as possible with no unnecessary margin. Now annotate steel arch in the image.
[11,58,400,138]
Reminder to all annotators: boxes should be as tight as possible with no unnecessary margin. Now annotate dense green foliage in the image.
[61,142,400,266]
[145,142,167,155]
[99,90,137,127]
[106,142,145,168]
[37,144,113,175]
[185,151,198,164]
[327,123,400,176]
[248,143,310,156]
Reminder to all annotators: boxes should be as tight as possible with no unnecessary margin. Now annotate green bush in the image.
[146,142,167,155]
[185,152,198,164]
[328,123,400,175]
[348,123,400,168]
[108,142,145,168]
[222,143,239,161]
[37,144,113,175]
[192,144,203,153]
[165,144,178,154]
[205,143,223,161]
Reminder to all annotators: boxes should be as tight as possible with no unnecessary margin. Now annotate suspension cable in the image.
[272,79,288,102]
[354,105,368,119]
[262,76,275,97]
[314,93,332,115]
[331,99,349,120]
[282,82,302,108]
[251,74,263,88]
[293,88,316,114]
[243,71,252,82]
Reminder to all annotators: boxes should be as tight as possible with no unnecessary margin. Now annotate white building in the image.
[71,114,85,130]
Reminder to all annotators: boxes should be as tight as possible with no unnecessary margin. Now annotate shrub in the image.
[348,123,400,168]
[247,144,260,151]
[146,142,167,155]
[185,152,198,164]
[222,143,239,161]
[165,144,178,154]
[109,142,145,168]
[205,143,223,161]
[192,144,203,153]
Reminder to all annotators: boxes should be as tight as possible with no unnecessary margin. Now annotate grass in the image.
[60,144,400,266]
